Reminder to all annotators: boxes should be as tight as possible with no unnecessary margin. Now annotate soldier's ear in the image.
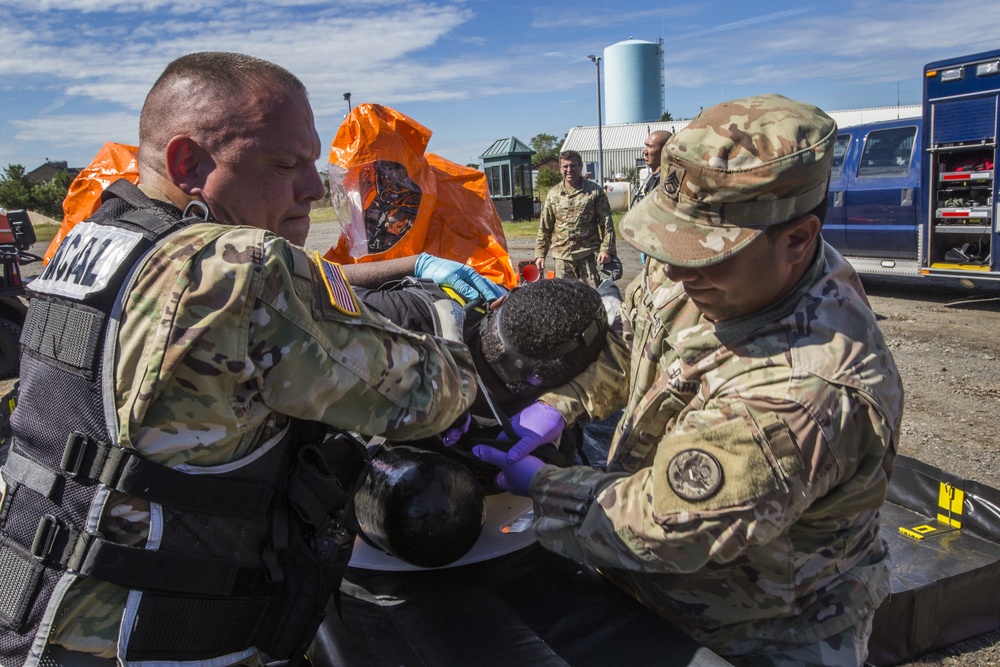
[165,135,212,196]
[781,214,822,265]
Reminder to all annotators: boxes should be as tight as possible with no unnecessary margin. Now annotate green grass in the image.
[33,209,626,247]
[308,207,340,225]
[502,211,626,240]
[33,224,59,245]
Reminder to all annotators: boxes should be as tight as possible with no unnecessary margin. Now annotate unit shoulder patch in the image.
[666,448,723,501]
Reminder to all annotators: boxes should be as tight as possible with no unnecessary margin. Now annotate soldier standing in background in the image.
[477,94,904,666]
[629,129,672,209]
[534,150,615,288]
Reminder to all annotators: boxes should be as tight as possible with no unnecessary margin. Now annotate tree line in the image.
[0,164,73,219]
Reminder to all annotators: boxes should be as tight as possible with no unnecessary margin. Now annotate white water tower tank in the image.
[604,38,663,125]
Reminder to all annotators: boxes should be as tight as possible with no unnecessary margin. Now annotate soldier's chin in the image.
[280,217,311,245]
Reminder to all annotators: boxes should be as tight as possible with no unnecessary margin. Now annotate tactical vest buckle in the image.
[61,431,89,477]
[31,514,59,561]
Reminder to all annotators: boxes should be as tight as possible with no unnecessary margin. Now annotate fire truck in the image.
[827,48,1000,284]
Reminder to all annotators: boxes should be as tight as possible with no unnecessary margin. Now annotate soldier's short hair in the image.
[139,52,308,165]
[559,150,583,166]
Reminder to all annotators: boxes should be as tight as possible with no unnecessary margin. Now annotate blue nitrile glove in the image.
[502,402,565,463]
[414,253,507,302]
[473,445,546,497]
[442,412,472,447]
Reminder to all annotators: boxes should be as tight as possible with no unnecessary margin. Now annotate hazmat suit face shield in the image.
[328,160,423,257]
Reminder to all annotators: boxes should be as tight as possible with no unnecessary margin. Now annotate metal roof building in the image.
[562,104,922,180]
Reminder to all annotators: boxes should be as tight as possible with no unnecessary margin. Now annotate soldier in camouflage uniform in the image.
[534,150,615,288]
[0,52,478,665]
[476,94,903,666]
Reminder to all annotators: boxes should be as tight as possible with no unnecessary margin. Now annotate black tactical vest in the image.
[0,181,364,667]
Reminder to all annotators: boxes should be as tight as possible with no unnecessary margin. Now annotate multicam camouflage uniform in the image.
[535,179,614,288]
[530,243,903,660]
[47,187,478,657]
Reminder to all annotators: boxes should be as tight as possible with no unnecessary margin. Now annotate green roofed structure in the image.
[479,136,535,221]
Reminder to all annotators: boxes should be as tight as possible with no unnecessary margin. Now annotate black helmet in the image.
[355,445,485,568]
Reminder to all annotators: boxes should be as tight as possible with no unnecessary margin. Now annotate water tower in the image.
[604,38,663,125]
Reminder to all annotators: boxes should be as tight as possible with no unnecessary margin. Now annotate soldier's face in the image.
[643,136,664,169]
[664,218,819,322]
[560,158,582,187]
[199,92,325,245]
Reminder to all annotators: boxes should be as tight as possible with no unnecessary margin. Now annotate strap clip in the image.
[31,514,59,561]
[60,432,89,478]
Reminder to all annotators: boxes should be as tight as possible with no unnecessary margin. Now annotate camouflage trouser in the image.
[553,255,601,289]
[727,615,874,667]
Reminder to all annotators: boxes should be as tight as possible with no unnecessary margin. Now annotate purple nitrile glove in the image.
[502,402,566,463]
[441,412,472,447]
[473,445,546,497]
[414,253,507,302]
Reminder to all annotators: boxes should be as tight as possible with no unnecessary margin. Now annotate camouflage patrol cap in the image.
[621,94,837,267]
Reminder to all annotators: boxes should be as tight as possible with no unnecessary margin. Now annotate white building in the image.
[561,104,922,183]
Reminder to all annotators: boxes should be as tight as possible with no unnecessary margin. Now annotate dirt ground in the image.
[11,222,1000,665]
[856,275,1000,666]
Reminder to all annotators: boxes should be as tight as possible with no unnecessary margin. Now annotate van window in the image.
[857,127,917,177]
[831,134,851,179]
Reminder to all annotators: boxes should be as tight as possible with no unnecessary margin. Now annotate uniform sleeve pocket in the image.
[651,404,802,516]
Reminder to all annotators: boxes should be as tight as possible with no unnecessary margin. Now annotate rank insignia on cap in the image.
[667,449,723,501]
[314,252,360,316]
[662,166,684,200]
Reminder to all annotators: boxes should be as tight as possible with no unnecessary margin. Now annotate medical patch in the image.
[666,448,723,501]
[314,252,359,316]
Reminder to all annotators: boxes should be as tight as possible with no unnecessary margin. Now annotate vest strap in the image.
[58,431,273,519]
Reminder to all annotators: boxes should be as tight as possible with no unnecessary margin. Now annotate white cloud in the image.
[11,112,138,144]
[5,0,1000,168]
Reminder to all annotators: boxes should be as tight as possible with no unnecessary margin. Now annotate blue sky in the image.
[2,0,999,173]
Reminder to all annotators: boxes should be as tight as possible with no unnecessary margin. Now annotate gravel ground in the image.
[10,220,998,665]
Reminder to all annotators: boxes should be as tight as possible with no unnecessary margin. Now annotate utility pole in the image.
[587,54,604,185]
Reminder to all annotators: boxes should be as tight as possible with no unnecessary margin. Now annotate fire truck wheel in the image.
[0,317,22,379]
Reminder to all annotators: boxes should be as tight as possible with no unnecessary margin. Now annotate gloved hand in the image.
[502,402,565,463]
[442,412,471,447]
[473,445,545,497]
[414,253,507,302]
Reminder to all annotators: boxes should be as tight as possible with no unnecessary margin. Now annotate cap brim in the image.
[621,186,763,268]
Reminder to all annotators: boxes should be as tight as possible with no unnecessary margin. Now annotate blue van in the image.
[824,118,923,276]
[825,47,1000,283]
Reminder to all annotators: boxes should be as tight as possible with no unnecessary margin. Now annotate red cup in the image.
[520,262,540,283]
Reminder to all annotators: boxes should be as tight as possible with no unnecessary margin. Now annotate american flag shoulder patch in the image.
[314,252,360,316]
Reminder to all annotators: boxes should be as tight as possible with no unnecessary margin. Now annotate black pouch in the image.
[0,535,44,632]
[255,430,369,661]
[254,520,354,661]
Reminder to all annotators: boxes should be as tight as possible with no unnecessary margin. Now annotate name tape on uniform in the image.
[32,222,143,300]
